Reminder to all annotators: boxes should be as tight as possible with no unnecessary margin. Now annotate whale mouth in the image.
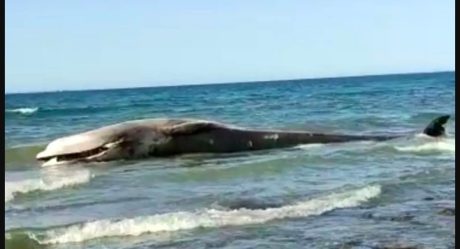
[37,146,110,166]
[37,139,124,166]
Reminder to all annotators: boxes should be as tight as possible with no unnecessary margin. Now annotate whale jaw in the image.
[37,139,123,166]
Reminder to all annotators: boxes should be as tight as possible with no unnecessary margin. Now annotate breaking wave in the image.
[295,135,455,155]
[5,169,93,202]
[6,107,39,115]
[394,137,455,153]
[30,185,380,244]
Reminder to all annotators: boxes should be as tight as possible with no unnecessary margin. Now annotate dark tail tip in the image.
[423,115,450,137]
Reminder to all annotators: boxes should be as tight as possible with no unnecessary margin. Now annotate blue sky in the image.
[6,0,455,93]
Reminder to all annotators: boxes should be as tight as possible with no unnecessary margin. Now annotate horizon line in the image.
[6,70,454,95]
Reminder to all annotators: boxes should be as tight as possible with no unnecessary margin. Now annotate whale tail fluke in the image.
[423,115,450,137]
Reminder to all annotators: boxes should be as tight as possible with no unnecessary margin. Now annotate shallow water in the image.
[5,72,455,249]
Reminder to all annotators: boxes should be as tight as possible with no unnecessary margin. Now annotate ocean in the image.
[4,72,455,249]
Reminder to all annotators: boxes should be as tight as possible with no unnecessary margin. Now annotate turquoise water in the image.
[5,72,455,249]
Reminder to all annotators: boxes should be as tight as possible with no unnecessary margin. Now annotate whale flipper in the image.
[423,115,450,137]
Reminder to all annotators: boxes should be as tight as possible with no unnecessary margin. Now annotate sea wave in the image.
[5,169,93,202]
[6,107,39,115]
[394,140,455,153]
[6,103,156,118]
[394,135,455,153]
[295,135,455,155]
[30,185,380,244]
[6,144,46,168]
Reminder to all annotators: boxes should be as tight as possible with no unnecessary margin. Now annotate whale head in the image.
[36,120,171,166]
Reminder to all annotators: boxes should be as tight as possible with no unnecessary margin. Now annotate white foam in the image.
[38,185,381,244]
[6,107,39,114]
[295,144,325,150]
[296,135,455,155]
[395,138,455,153]
[5,169,93,202]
